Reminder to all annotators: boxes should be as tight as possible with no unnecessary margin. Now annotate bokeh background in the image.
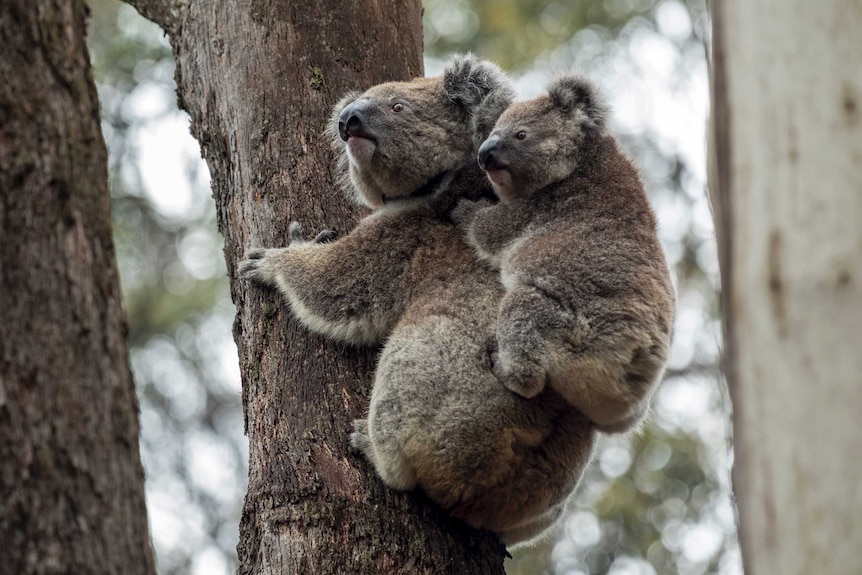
[86,1,738,573]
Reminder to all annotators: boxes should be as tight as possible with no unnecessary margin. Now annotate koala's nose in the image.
[478,136,507,171]
[338,98,373,141]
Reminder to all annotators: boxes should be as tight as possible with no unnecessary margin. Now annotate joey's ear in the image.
[443,54,514,109]
[443,54,516,150]
[548,75,608,132]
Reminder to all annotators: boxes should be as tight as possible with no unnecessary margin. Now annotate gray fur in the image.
[443,54,516,150]
[461,75,676,433]
[240,58,597,546]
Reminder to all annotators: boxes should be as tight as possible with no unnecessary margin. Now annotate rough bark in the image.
[710,1,862,573]
[122,0,507,572]
[0,2,156,574]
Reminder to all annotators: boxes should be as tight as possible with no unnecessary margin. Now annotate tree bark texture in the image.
[124,0,507,573]
[710,1,862,574]
[0,2,156,574]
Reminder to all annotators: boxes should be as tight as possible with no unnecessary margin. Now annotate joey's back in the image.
[510,135,669,302]
[464,74,676,434]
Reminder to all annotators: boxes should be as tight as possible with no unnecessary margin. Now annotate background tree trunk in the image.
[0,1,156,574]
[125,1,506,573]
[710,1,862,573]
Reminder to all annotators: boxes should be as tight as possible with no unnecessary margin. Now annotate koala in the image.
[452,75,676,434]
[240,56,597,546]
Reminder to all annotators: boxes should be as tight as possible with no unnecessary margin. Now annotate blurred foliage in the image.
[88,2,245,574]
[87,1,737,575]
[423,0,709,70]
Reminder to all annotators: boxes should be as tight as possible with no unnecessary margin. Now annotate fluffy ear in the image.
[443,54,514,108]
[548,75,608,132]
[443,54,515,150]
[470,88,513,149]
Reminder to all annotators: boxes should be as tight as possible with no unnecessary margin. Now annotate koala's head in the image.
[478,75,608,202]
[329,55,514,209]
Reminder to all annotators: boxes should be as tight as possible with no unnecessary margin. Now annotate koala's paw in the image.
[288,221,337,246]
[493,354,547,399]
[239,248,277,284]
[349,418,372,457]
[450,198,493,228]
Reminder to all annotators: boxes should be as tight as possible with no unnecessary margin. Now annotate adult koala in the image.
[240,56,596,546]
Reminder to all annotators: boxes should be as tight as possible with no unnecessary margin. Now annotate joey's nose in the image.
[338,98,373,141]
[478,136,506,171]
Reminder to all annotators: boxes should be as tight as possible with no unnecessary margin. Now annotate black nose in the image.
[477,136,506,171]
[338,98,373,142]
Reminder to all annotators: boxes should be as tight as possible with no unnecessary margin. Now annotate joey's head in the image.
[329,55,514,209]
[478,75,608,203]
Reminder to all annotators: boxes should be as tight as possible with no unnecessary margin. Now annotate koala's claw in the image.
[238,260,257,278]
[312,229,338,244]
[239,249,268,279]
[288,221,305,243]
[243,247,268,260]
[288,221,337,245]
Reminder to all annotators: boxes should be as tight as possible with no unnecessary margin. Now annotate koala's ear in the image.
[548,75,608,132]
[443,54,515,150]
[443,54,514,108]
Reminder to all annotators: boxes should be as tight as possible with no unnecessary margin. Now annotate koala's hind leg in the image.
[350,418,417,491]
[559,341,665,434]
[494,285,575,399]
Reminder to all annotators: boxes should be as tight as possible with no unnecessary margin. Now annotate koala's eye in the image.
[516,131,527,140]
[392,102,405,112]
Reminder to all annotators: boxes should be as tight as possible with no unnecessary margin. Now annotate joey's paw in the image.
[288,221,337,245]
[493,358,546,399]
[450,198,493,228]
[349,418,372,456]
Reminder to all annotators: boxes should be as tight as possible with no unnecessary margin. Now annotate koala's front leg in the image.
[240,221,334,285]
[460,202,525,268]
[493,285,572,398]
[240,222,402,346]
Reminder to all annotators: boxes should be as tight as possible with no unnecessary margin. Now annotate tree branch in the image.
[123,0,187,37]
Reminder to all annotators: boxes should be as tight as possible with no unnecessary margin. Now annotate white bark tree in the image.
[710,1,862,573]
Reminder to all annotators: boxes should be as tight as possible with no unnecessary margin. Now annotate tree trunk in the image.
[710,1,862,573]
[0,2,156,574]
[124,1,506,573]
